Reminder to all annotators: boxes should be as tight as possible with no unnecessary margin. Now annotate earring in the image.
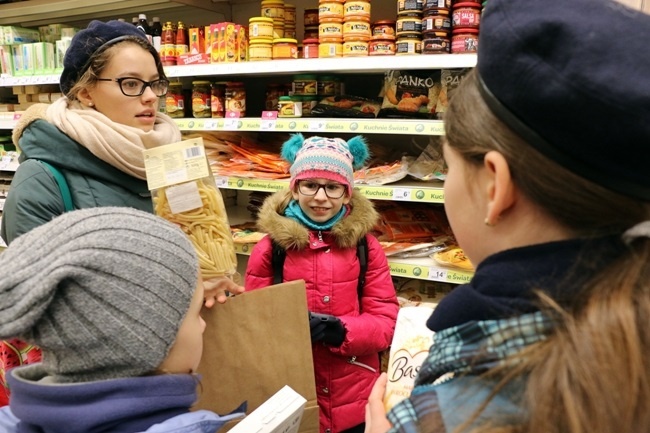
[88,102,94,107]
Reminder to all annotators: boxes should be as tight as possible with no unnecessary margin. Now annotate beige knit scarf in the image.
[46,97,181,180]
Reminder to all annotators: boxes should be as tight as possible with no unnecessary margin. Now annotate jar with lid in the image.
[249,38,273,61]
[423,0,451,8]
[317,76,338,96]
[249,17,274,39]
[303,38,320,58]
[452,2,481,28]
[369,38,396,55]
[422,9,451,34]
[396,36,422,55]
[397,0,424,15]
[295,95,318,116]
[225,82,246,117]
[304,8,320,25]
[293,74,318,95]
[451,27,478,53]
[265,83,285,111]
[343,17,372,39]
[261,0,285,19]
[372,20,396,39]
[211,82,226,118]
[319,18,344,40]
[278,96,302,117]
[273,38,298,59]
[284,3,296,23]
[166,82,185,118]
[319,0,345,20]
[319,37,343,58]
[192,81,211,118]
[422,33,450,54]
[343,37,370,56]
[397,14,423,37]
[344,0,371,19]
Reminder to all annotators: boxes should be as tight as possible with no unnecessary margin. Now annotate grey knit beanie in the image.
[0,207,199,383]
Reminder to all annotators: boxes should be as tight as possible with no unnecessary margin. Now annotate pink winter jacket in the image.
[245,190,398,433]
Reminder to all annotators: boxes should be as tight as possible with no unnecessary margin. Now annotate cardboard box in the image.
[229,386,306,433]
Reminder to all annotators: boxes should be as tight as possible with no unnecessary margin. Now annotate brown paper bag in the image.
[193,280,319,433]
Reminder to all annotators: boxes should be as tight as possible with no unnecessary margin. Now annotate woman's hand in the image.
[203,276,245,308]
[365,372,392,433]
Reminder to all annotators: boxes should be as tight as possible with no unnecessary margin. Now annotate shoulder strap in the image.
[271,240,286,285]
[356,235,368,304]
[37,160,74,212]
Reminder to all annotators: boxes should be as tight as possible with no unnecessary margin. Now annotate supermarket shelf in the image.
[235,244,472,283]
[216,176,445,203]
[0,54,477,87]
[175,117,445,136]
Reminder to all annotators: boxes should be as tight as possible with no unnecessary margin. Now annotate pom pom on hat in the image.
[476,0,650,200]
[0,207,199,383]
[282,134,370,195]
[60,20,151,96]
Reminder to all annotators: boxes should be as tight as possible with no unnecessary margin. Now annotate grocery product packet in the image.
[143,137,238,281]
[384,306,434,411]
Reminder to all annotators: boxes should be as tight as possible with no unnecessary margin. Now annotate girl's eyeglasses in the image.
[96,77,169,97]
[297,180,346,199]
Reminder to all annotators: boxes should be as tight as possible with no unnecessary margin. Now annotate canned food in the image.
[303,38,320,58]
[249,38,273,60]
[261,0,285,19]
[249,17,274,39]
[372,20,396,39]
[396,37,422,55]
[422,10,451,33]
[451,27,478,53]
[278,96,302,117]
[319,0,345,20]
[319,38,343,57]
[397,0,423,15]
[422,36,450,53]
[369,38,396,55]
[304,8,320,25]
[319,18,344,39]
[344,0,371,19]
[166,82,185,118]
[225,82,246,116]
[192,80,211,118]
[273,19,285,38]
[343,18,372,39]
[343,37,369,56]
[396,14,423,36]
[273,38,299,59]
[452,2,481,28]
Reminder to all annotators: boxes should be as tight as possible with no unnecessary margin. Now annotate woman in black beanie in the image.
[365,0,650,432]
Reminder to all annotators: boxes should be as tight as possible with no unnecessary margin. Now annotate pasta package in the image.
[143,138,238,281]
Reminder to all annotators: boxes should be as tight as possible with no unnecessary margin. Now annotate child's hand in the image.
[203,276,245,308]
[365,373,392,433]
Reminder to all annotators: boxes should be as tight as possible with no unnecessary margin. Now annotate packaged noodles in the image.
[143,137,237,281]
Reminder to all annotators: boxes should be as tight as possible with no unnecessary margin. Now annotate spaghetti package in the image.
[143,138,238,281]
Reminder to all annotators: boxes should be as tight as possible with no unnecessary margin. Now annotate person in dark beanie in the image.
[0,207,245,432]
[365,1,650,432]
[0,20,242,406]
[245,134,399,433]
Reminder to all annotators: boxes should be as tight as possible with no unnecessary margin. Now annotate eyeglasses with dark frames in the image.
[297,180,346,199]
[96,77,169,97]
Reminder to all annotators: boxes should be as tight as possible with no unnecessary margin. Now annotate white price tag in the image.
[392,188,412,201]
[428,267,448,281]
[223,118,239,130]
[214,176,229,187]
[308,120,326,131]
[261,119,276,130]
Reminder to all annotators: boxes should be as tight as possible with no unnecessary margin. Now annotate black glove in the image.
[309,312,346,347]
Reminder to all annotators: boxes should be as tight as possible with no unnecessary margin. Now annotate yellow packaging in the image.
[249,17,274,39]
[144,138,238,281]
[249,38,273,61]
[318,38,343,57]
[261,0,285,18]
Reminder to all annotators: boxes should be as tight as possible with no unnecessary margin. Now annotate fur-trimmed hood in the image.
[12,103,50,148]
[256,189,379,251]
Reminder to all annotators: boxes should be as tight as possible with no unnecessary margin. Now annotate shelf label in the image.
[444,270,473,284]
[214,176,229,187]
[389,262,425,279]
[308,120,326,131]
[355,186,395,201]
[392,188,412,201]
[427,267,448,281]
[223,117,240,130]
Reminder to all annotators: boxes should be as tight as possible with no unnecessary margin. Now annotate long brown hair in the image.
[445,70,650,433]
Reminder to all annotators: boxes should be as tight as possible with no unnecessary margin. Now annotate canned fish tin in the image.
[369,38,396,55]
[396,14,423,36]
[343,37,369,56]
[344,0,371,19]
[452,2,481,28]
[397,0,423,15]
[396,36,422,54]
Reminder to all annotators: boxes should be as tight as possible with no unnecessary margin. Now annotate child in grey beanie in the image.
[0,207,244,433]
